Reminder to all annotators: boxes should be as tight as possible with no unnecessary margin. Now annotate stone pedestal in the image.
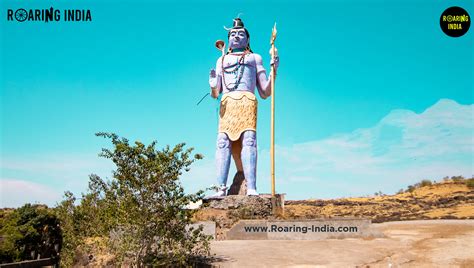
[201,194,286,240]
[204,194,285,217]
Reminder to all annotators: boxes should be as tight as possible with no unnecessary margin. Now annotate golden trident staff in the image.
[270,23,277,196]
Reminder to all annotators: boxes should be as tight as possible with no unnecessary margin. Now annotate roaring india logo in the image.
[7,7,92,22]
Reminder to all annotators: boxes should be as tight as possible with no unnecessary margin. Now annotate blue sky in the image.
[1,0,473,207]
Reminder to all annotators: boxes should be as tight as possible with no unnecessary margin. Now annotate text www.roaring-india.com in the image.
[244,225,358,233]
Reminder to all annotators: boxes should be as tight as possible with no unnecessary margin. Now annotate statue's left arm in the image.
[255,53,279,99]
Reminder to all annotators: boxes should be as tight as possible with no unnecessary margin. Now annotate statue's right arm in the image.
[209,57,223,98]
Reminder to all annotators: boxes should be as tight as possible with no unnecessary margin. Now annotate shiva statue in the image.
[209,18,279,197]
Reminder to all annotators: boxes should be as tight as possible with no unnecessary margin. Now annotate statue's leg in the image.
[216,132,231,188]
[241,130,257,193]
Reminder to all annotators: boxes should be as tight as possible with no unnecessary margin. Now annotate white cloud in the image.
[1,153,113,174]
[1,153,114,207]
[0,179,62,208]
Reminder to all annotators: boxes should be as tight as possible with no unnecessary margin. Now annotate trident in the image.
[270,23,277,196]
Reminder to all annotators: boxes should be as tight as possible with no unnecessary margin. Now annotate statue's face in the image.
[228,29,248,50]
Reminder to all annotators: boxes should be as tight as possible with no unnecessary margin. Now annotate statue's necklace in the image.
[221,51,248,91]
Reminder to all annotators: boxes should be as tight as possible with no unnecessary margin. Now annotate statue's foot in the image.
[208,186,228,198]
[247,189,258,196]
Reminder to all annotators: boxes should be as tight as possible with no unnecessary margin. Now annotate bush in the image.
[0,204,61,263]
[451,176,465,182]
[466,178,474,188]
[55,133,210,266]
[419,180,432,187]
[54,192,82,267]
[374,191,384,197]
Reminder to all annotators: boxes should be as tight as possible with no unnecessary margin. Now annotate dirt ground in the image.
[210,220,474,267]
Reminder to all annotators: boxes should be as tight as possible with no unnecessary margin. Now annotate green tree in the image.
[56,133,210,266]
[0,204,61,263]
[54,192,80,267]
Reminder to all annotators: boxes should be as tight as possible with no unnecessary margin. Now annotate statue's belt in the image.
[219,91,258,141]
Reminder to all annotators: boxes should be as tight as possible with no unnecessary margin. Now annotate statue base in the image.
[203,194,285,217]
[199,194,285,239]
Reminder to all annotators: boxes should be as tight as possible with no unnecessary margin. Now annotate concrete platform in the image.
[211,220,474,267]
[187,221,216,239]
[226,218,380,240]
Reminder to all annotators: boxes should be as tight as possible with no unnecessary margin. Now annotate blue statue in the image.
[209,18,279,197]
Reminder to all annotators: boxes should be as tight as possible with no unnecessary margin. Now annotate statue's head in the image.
[226,18,252,53]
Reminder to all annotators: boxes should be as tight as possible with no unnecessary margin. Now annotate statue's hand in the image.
[271,55,280,70]
[270,48,279,71]
[209,69,217,79]
[209,69,218,89]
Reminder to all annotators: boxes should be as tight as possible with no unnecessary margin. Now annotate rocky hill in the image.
[285,179,474,222]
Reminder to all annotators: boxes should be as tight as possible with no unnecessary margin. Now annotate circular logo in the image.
[440,7,470,37]
[14,9,28,22]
